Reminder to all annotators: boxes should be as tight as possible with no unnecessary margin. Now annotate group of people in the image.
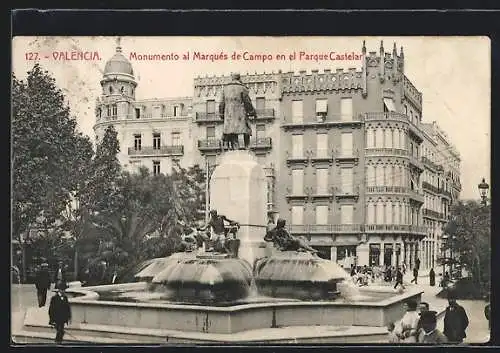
[34,261,72,344]
[388,292,469,344]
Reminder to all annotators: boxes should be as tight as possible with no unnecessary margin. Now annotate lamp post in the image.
[478,178,490,206]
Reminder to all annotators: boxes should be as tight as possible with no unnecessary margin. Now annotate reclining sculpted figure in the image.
[264,218,318,254]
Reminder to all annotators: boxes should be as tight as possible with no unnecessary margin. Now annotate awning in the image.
[383,98,396,112]
[315,99,328,113]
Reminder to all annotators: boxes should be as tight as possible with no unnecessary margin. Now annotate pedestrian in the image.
[48,282,72,344]
[402,262,407,275]
[350,264,356,277]
[416,301,430,339]
[442,271,450,288]
[410,267,418,284]
[429,268,436,287]
[415,258,421,271]
[394,299,420,343]
[53,261,67,290]
[35,263,51,307]
[394,267,404,290]
[417,311,448,344]
[443,291,469,344]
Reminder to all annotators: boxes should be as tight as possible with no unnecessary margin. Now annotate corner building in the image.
[93,41,460,270]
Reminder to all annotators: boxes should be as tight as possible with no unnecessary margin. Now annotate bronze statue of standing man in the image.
[219,73,256,150]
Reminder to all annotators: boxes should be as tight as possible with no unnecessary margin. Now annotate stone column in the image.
[210,150,271,268]
[330,246,337,263]
[357,243,369,266]
[392,242,397,267]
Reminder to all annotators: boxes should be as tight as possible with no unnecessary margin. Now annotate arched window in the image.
[394,128,400,149]
[399,129,405,150]
[375,164,384,186]
[367,202,375,224]
[390,165,395,187]
[366,128,375,148]
[386,200,393,224]
[376,127,384,148]
[109,86,113,94]
[376,199,384,224]
[395,203,400,224]
[367,164,375,187]
[385,128,393,148]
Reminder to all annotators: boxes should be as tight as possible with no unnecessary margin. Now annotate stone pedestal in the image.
[210,150,270,268]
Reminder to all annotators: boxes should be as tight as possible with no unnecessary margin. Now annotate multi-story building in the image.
[93,40,460,269]
[93,44,195,175]
[421,122,461,272]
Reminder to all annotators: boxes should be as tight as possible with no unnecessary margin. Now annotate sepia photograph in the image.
[11,36,491,345]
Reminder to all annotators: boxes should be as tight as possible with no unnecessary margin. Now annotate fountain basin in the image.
[58,284,422,334]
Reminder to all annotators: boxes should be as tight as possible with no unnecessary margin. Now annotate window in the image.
[390,165,395,186]
[316,134,328,158]
[383,243,393,267]
[369,244,381,267]
[291,134,303,158]
[107,105,111,116]
[341,132,353,156]
[206,126,216,139]
[367,165,375,187]
[340,205,354,224]
[135,108,141,119]
[291,205,304,225]
[171,132,181,146]
[112,104,117,117]
[399,130,405,150]
[206,100,215,114]
[316,168,328,194]
[97,108,102,118]
[153,161,161,175]
[366,128,375,148]
[367,203,375,223]
[256,97,265,112]
[340,168,353,194]
[383,98,396,112]
[386,201,393,224]
[315,99,328,122]
[393,128,400,149]
[376,200,384,224]
[404,104,408,115]
[291,100,303,123]
[375,128,384,148]
[375,164,384,186]
[109,86,113,94]
[316,205,329,224]
[153,133,161,150]
[392,204,397,224]
[256,124,266,139]
[340,98,353,121]
[385,129,393,148]
[153,106,162,118]
[134,134,142,151]
[292,169,304,195]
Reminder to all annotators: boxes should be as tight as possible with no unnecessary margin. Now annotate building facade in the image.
[93,41,461,269]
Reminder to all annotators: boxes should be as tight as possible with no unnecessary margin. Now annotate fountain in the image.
[15,150,423,344]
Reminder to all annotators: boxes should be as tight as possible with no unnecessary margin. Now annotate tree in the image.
[442,200,490,294]
[12,64,93,259]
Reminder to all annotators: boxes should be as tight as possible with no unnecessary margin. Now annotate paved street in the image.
[11,278,490,344]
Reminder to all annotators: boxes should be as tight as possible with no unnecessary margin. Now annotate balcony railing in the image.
[439,188,452,199]
[366,186,409,194]
[128,145,184,156]
[423,208,445,220]
[253,109,275,121]
[422,181,439,194]
[334,186,360,200]
[409,155,424,171]
[198,139,222,151]
[365,148,408,156]
[365,224,427,234]
[195,112,223,123]
[409,190,425,203]
[281,113,364,128]
[364,112,408,123]
[249,137,272,150]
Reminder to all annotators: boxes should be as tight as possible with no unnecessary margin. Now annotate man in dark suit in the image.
[48,282,72,344]
[35,263,51,307]
[53,261,67,289]
[443,291,469,344]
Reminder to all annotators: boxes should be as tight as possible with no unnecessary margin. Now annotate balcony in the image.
[252,109,275,122]
[408,123,424,143]
[364,112,408,123]
[421,156,440,171]
[408,190,425,204]
[409,155,424,172]
[422,181,439,194]
[334,186,360,201]
[439,188,452,200]
[307,186,334,201]
[195,112,223,124]
[286,152,309,166]
[364,224,427,236]
[281,114,364,130]
[128,145,184,157]
[365,148,408,157]
[366,186,409,194]
[310,151,333,166]
[334,149,359,166]
[286,187,308,201]
[249,137,272,151]
[198,139,222,152]
[288,224,363,234]
[423,208,445,220]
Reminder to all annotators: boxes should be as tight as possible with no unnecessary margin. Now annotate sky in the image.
[12,36,490,200]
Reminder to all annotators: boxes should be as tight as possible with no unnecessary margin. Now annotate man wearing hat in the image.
[443,291,469,344]
[418,311,448,344]
[34,262,51,307]
[48,281,72,344]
